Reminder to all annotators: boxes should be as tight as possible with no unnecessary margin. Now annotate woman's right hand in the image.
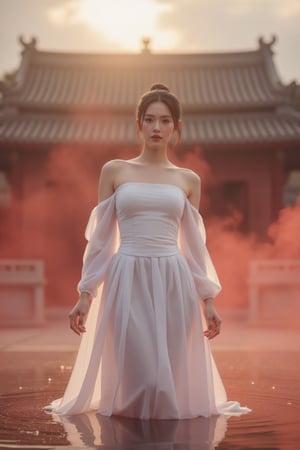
[68,292,92,335]
[203,298,222,340]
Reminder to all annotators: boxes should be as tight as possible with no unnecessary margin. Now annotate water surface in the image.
[0,351,299,449]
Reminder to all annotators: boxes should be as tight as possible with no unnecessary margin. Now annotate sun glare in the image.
[48,0,177,51]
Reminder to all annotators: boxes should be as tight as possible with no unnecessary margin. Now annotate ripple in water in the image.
[0,351,299,449]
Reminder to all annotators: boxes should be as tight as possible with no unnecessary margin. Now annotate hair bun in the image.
[150,83,170,92]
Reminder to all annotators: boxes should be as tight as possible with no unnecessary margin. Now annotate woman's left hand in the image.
[68,293,91,335]
[203,299,222,340]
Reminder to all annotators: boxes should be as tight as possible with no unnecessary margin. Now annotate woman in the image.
[47,84,250,419]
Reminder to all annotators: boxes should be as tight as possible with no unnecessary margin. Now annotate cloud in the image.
[47,0,81,25]
[155,0,300,82]
[223,0,300,18]
[46,0,178,51]
[0,0,122,77]
[0,0,299,81]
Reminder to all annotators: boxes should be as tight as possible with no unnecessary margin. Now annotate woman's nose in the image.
[153,120,160,131]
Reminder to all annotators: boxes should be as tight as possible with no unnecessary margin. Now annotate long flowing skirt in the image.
[49,250,249,418]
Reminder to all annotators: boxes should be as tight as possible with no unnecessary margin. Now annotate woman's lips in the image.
[151,135,162,140]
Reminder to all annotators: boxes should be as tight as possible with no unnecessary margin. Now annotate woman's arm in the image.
[69,162,118,335]
[185,169,222,340]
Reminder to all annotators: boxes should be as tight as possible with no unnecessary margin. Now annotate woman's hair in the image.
[136,83,181,138]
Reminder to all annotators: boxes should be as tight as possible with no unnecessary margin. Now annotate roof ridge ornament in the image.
[287,80,297,96]
[141,37,151,54]
[258,35,277,54]
[18,35,38,55]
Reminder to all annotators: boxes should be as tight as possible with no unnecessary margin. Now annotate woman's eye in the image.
[144,118,152,123]
[162,119,171,124]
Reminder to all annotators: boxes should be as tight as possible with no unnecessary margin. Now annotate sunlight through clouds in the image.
[47,0,178,50]
[0,0,298,81]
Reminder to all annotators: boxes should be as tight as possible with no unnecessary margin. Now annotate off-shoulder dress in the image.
[47,182,250,419]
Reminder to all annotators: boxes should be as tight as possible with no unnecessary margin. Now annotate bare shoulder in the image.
[101,159,127,173]
[98,159,126,202]
[181,168,201,189]
[181,168,201,209]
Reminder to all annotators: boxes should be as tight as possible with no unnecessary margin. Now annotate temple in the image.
[0,36,299,305]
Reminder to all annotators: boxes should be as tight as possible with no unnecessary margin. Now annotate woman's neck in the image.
[138,147,170,166]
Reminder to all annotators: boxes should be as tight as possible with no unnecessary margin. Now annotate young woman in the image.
[47,84,250,419]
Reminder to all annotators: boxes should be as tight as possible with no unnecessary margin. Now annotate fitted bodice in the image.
[115,183,185,256]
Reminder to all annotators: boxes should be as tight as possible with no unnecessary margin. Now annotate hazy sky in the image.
[0,0,299,83]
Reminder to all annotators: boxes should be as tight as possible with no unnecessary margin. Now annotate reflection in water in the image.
[1,351,300,449]
[56,412,227,449]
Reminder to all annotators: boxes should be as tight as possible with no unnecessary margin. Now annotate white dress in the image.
[48,182,250,419]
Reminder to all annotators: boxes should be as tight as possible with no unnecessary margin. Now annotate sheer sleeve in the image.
[178,198,221,301]
[77,194,119,298]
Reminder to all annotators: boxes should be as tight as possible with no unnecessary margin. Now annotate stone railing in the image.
[248,260,300,324]
[0,260,46,325]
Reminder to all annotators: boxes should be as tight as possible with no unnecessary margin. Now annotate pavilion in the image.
[0,35,299,305]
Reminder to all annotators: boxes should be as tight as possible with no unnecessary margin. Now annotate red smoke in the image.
[2,144,299,321]
[174,149,300,324]
[266,202,300,259]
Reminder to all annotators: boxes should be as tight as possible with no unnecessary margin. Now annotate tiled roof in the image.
[12,60,287,112]
[1,110,299,146]
[0,37,299,146]
[2,37,292,113]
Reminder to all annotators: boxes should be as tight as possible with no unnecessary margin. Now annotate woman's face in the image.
[139,101,175,148]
